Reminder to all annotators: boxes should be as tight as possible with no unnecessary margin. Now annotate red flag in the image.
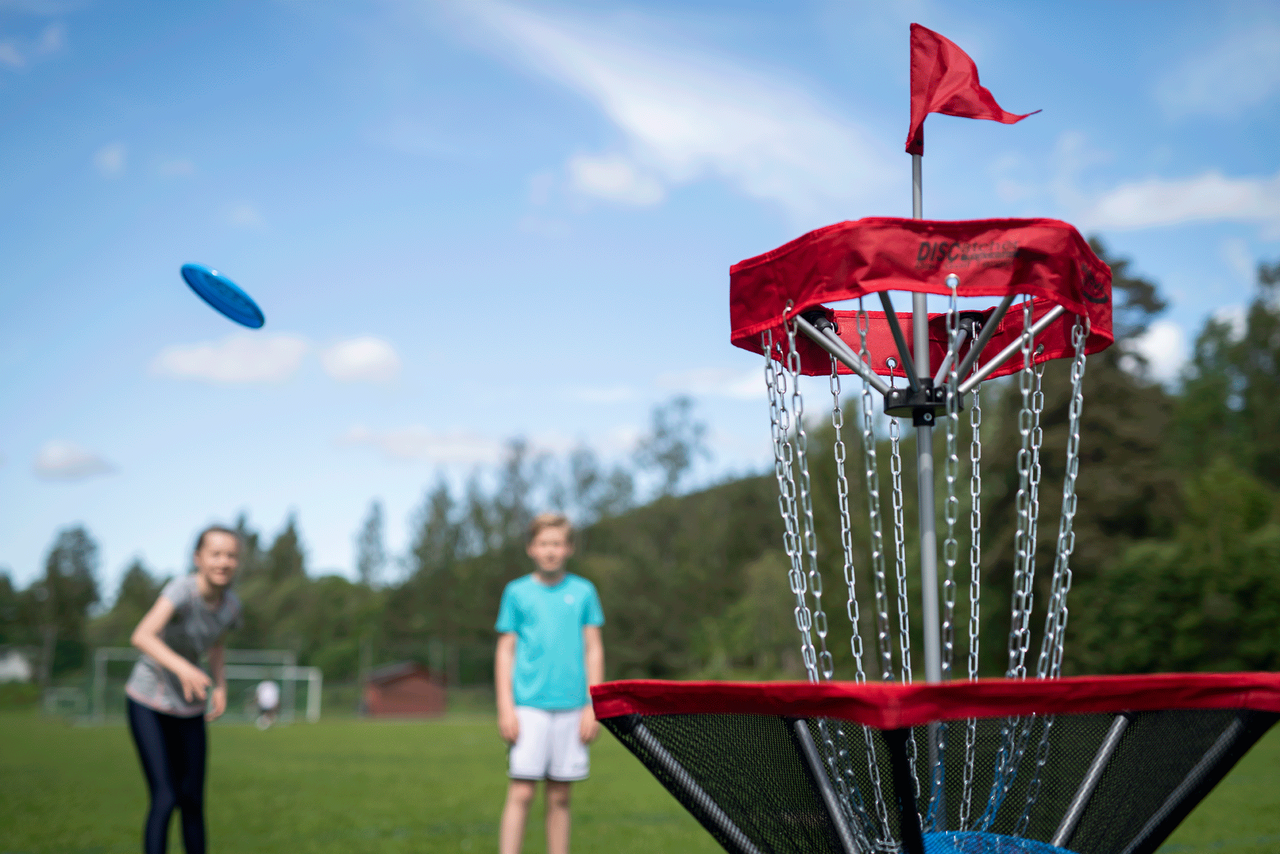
[906,23,1038,155]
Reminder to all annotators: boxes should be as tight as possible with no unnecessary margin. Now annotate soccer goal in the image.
[91,647,323,724]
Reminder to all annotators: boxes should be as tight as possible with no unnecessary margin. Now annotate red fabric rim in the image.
[728,216,1114,373]
[591,673,1280,730]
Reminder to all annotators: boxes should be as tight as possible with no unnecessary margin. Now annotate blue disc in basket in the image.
[180,264,265,328]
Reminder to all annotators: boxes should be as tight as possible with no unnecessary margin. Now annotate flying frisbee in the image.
[180,263,265,328]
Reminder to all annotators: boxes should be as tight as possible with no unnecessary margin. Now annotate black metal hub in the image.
[884,379,952,426]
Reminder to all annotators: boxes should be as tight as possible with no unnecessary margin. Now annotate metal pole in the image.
[1051,712,1131,848]
[795,314,892,395]
[790,720,863,854]
[958,305,1066,395]
[911,153,942,688]
[913,152,944,827]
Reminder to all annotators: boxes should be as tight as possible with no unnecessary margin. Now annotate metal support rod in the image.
[880,292,920,392]
[1119,716,1250,854]
[790,719,863,854]
[1051,712,1132,848]
[955,293,1016,381]
[625,717,765,854]
[796,314,892,395]
[885,727,926,854]
[958,305,1066,396]
[912,151,944,828]
[932,326,970,388]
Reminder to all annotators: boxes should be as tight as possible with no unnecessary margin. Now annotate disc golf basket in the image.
[591,217,1280,854]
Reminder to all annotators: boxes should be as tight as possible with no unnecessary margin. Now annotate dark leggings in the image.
[127,698,207,854]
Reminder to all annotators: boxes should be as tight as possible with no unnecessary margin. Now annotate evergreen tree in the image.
[354,500,386,588]
[88,558,163,646]
[634,396,710,497]
[266,514,306,584]
[35,525,101,681]
[1174,258,1280,484]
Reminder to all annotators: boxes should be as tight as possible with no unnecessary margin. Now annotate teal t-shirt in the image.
[495,572,604,710]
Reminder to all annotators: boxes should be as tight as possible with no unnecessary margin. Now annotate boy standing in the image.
[495,514,605,854]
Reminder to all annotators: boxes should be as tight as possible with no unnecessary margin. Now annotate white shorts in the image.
[508,706,590,782]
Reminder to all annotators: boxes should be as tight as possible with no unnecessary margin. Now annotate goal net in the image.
[91,647,322,723]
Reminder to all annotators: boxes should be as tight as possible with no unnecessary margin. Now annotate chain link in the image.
[763,328,820,683]
[959,382,983,830]
[858,304,895,686]
[787,317,836,682]
[888,406,912,685]
[831,358,867,682]
[850,303,897,846]
[1013,316,1091,836]
[1036,316,1089,681]
[927,277,965,830]
[1007,297,1039,681]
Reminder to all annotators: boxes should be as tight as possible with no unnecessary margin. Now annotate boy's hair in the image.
[194,524,241,555]
[527,512,574,545]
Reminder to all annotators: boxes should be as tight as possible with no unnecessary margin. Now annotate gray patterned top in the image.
[124,574,242,717]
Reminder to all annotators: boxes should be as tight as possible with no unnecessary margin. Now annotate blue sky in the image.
[2,0,1278,598]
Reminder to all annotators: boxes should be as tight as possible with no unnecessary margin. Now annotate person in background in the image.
[254,679,279,730]
[495,513,605,854]
[125,525,242,854]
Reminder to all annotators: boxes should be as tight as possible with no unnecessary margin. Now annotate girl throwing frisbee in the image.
[125,525,243,854]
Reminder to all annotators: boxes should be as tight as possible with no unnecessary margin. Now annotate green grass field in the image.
[2,710,1277,854]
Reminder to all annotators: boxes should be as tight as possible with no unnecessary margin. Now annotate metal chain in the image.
[886,363,922,803]
[927,277,964,830]
[858,304,895,686]
[855,302,896,846]
[786,317,836,682]
[1037,316,1089,681]
[1013,316,1091,837]
[763,328,819,684]
[831,357,867,682]
[1006,297,1038,681]
[888,405,912,684]
[982,299,1042,831]
[959,381,983,830]
[941,279,960,682]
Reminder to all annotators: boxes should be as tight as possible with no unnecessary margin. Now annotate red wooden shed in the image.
[362,661,446,717]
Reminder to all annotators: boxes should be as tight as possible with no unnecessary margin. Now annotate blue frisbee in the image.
[180,264,265,328]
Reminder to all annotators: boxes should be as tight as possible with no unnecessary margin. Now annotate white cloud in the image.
[1156,23,1280,118]
[1221,237,1255,284]
[566,152,664,206]
[0,41,22,67]
[0,22,64,69]
[656,366,763,401]
[226,203,265,229]
[150,334,308,384]
[93,142,126,178]
[33,440,114,481]
[1078,168,1280,236]
[158,158,195,177]
[464,2,897,224]
[339,425,504,464]
[320,337,401,383]
[1213,304,1248,341]
[1123,319,1189,384]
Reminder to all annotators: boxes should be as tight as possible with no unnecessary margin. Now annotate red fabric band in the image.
[729,216,1113,378]
[592,673,1280,730]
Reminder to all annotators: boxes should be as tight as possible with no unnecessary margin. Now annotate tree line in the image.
[4,243,1280,686]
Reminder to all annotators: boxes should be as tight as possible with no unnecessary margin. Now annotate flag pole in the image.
[911,153,943,689]
[913,148,946,831]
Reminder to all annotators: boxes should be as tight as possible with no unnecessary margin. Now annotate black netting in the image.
[602,707,1277,854]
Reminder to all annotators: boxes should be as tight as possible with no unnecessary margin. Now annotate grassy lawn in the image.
[1,709,1277,854]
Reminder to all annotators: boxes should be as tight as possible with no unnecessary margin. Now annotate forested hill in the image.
[7,245,1280,686]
